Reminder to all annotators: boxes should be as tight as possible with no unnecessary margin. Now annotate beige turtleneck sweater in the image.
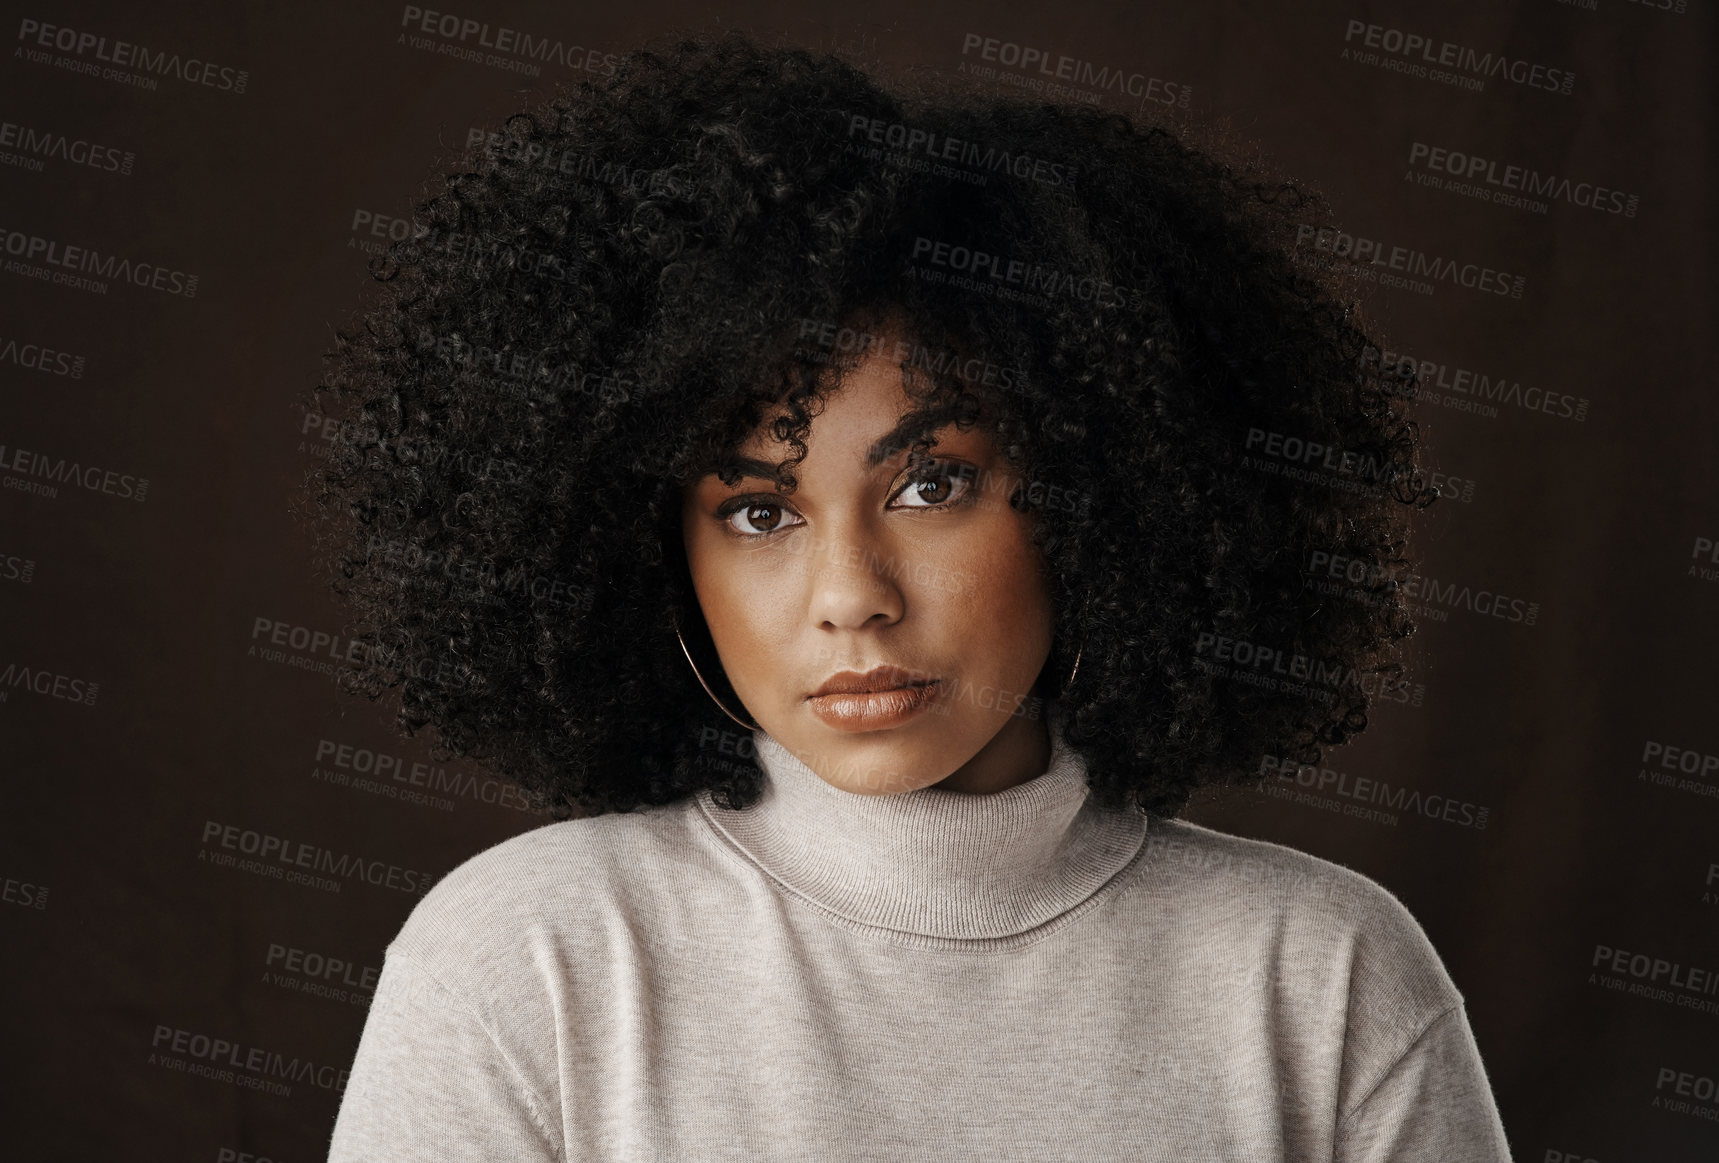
[326,709,1513,1160]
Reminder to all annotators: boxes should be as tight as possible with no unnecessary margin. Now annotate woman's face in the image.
[680,327,1057,797]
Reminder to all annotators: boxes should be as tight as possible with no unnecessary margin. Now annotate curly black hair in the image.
[301,29,1439,823]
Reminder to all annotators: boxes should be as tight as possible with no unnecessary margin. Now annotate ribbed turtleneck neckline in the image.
[695,707,1148,940]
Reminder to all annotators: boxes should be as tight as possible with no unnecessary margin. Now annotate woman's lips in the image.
[806,680,942,732]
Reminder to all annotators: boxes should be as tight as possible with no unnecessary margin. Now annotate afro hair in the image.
[303,29,1438,822]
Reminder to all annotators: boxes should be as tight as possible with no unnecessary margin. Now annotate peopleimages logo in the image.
[149,1023,346,1098]
[0,440,150,502]
[1258,754,1491,829]
[1361,345,1590,424]
[198,819,439,896]
[0,333,86,379]
[15,18,250,93]
[908,236,1140,310]
[1592,943,1719,1000]
[1,874,48,910]
[1406,142,1639,218]
[0,660,99,706]
[1238,426,1477,503]
[1293,223,1525,300]
[313,737,546,814]
[264,942,381,1008]
[0,118,135,175]
[1634,738,1719,805]
[1191,631,1423,706]
[957,32,1190,107]
[0,225,198,297]
[466,128,695,197]
[397,6,619,78]
[846,115,1075,189]
[1341,18,1575,96]
[795,317,1031,394]
[1693,535,1719,583]
[0,552,36,585]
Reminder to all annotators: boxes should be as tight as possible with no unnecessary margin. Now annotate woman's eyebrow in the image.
[717,455,790,486]
[864,415,938,470]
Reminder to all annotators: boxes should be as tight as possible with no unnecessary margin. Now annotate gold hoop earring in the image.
[671,611,761,732]
[1060,640,1085,699]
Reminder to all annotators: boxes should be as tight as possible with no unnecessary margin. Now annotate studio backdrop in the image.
[2,1,1715,1159]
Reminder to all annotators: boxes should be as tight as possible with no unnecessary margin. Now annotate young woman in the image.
[315,31,1513,1161]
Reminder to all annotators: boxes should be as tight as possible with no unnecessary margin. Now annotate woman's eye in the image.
[716,461,976,538]
[893,461,977,509]
[724,500,804,537]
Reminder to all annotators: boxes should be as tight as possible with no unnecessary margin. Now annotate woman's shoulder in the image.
[1135,819,1495,1139]
[381,797,714,992]
[1137,816,1466,1013]
[1141,815,1404,914]
[1141,816,1435,914]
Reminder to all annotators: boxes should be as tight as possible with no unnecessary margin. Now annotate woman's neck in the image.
[696,705,1148,940]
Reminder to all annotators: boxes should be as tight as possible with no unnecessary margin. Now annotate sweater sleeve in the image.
[326,948,562,1162]
[1333,1004,1513,1163]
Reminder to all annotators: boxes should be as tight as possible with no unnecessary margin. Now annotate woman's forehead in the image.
[693,317,1012,488]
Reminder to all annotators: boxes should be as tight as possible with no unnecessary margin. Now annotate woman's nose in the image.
[800,521,906,631]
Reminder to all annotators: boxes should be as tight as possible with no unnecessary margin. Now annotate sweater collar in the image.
[696,706,1148,940]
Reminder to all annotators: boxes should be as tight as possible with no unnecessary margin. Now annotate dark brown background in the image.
[2,1,1715,1159]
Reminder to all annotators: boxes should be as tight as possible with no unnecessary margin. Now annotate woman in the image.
[314,30,1513,1161]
